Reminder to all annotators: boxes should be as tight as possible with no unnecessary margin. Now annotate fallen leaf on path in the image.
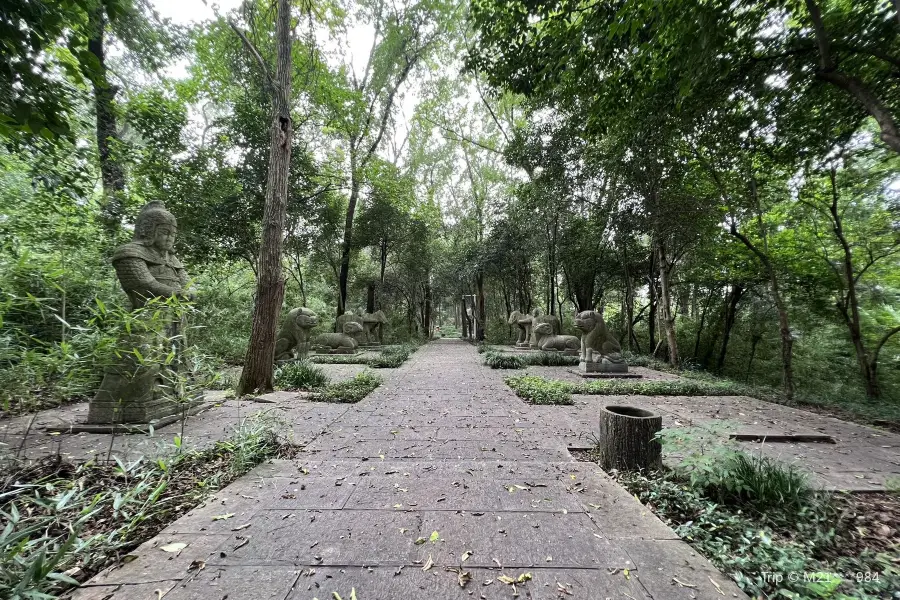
[672,577,696,588]
[708,576,725,595]
[429,530,440,543]
[188,560,205,571]
[231,523,251,531]
[461,550,472,562]
[414,537,427,545]
[212,513,235,521]
[160,543,187,553]
[422,554,434,571]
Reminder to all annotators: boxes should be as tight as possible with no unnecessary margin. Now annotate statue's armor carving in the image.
[113,243,188,309]
[87,201,201,425]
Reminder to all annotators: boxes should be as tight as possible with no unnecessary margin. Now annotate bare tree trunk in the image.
[476,272,486,342]
[656,239,679,367]
[717,283,744,373]
[827,168,879,397]
[238,0,292,395]
[366,281,376,313]
[423,280,432,338]
[338,157,359,319]
[85,7,126,235]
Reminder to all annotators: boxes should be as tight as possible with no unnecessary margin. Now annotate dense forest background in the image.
[1,0,898,418]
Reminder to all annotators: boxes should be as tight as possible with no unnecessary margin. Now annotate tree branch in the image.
[228,19,275,89]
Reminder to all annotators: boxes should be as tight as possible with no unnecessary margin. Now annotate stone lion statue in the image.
[362,310,387,345]
[507,310,531,346]
[314,321,363,353]
[574,310,626,371]
[274,307,318,362]
[532,322,580,353]
[529,310,560,348]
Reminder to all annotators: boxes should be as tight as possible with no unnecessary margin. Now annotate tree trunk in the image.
[461,296,469,339]
[716,283,744,373]
[337,162,359,319]
[237,0,292,395]
[693,287,714,360]
[597,405,662,471]
[746,334,761,382]
[86,7,126,235]
[656,240,679,367]
[827,168,879,397]
[476,273,486,342]
[367,282,376,313]
[423,280,432,338]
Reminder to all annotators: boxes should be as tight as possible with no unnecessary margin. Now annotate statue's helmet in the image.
[134,201,177,242]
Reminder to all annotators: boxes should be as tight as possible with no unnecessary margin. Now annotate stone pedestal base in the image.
[543,348,579,356]
[87,365,205,425]
[571,361,642,379]
[49,400,208,434]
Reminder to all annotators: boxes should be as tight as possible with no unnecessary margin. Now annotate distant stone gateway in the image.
[87,201,204,426]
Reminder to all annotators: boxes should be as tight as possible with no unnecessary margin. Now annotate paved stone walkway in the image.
[75,340,745,600]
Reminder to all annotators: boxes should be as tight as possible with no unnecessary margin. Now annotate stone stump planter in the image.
[597,405,662,471]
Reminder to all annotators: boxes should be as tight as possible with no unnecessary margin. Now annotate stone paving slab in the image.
[284,566,651,600]
[73,340,754,599]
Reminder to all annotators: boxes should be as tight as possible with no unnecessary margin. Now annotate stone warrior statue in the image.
[87,201,202,425]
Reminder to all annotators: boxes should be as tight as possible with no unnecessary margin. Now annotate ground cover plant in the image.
[582,424,899,599]
[483,350,578,369]
[310,371,382,403]
[0,414,294,599]
[504,375,572,405]
[274,361,329,390]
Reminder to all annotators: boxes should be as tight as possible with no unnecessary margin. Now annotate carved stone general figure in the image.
[362,310,387,345]
[88,201,202,426]
[112,201,190,309]
[336,310,366,346]
[274,307,318,361]
[574,310,628,373]
[529,309,560,348]
[508,310,530,347]
[314,321,363,354]
[532,322,580,354]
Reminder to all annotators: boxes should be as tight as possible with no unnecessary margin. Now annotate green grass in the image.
[484,351,526,369]
[0,414,293,598]
[483,350,579,369]
[310,371,382,403]
[504,375,573,405]
[275,361,329,390]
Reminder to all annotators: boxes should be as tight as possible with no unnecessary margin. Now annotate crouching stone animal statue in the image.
[532,322,580,354]
[274,307,318,362]
[314,321,364,354]
[574,310,628,373]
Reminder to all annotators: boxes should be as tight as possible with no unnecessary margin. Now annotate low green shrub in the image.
[527,352,578,367]
[484,351,526,369]
[275,361,329,390]
[616,470,896,599]
[0,413,292,598]
[311,371,382,403]
[505,374,572,405]
[368,344,416,368]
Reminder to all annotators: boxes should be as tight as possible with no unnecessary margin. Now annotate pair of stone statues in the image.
[274,308,387,359]
[508,307,627,373]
